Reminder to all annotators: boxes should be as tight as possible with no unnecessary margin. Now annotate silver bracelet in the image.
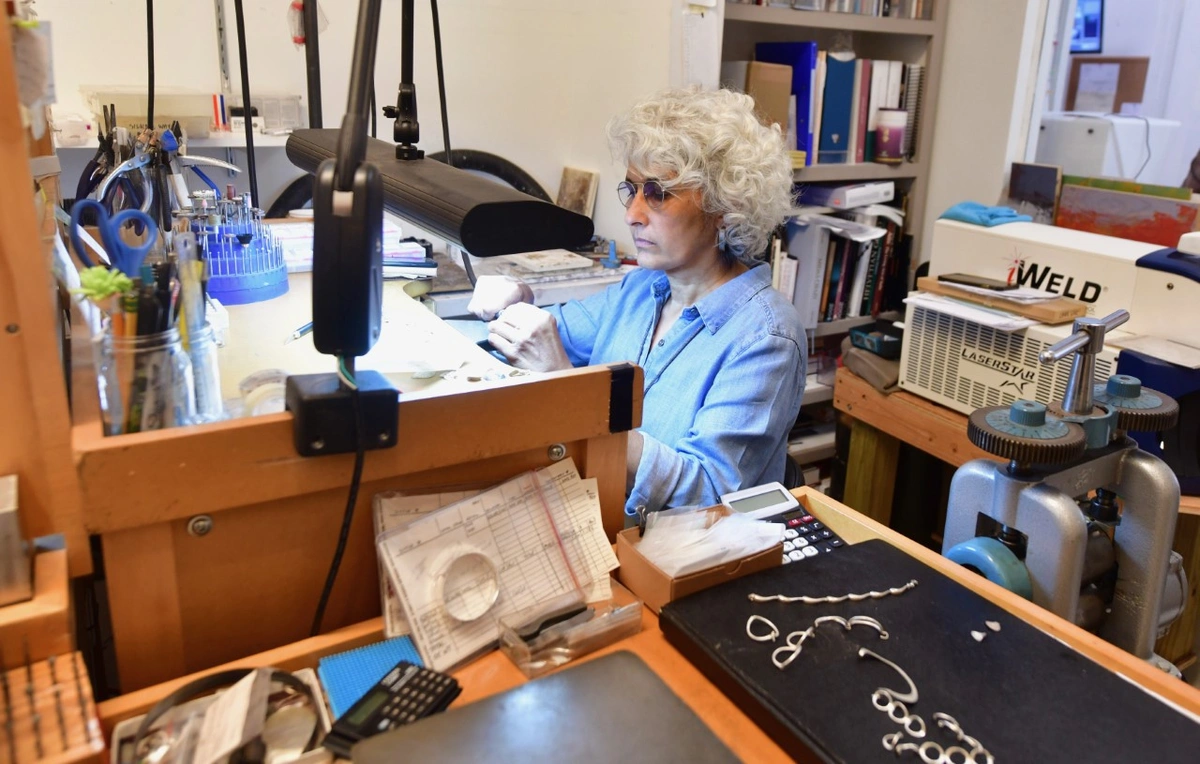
[748,579,919,605]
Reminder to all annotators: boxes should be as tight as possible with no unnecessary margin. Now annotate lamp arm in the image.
[333,0,382,192]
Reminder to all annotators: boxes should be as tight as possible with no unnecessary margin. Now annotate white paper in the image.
[794,214,887,243]
[948,284,1061,303]
[904,293,1038,332]
[376,458,617,671]
[374,489,480,637]
[192,668,271,764]
[1076,62,1119,113]
[1111,335,1200,369]
[273,219,408,273]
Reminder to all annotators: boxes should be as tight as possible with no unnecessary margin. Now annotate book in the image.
[847,59,864,166]
[818,52,856,164]
[811,51,827,163]
[756,41,819,165]
[865,58,886,161]
[318,637,424,719]
[854,60,872,164]
[784,219,831,330]
[777,255,800,301]
[901,64,925,159]
[819,237,839,321]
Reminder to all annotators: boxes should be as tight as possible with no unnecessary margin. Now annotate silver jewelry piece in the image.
[771,627,814,670]
[882,731,903,751]
[748,579,919,605]
[944,746,972,764]
[858,648,919,704]
[918,741,944,764]
[746,614,780,642]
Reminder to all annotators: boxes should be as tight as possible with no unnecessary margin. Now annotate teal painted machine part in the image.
[945,536,1034,600]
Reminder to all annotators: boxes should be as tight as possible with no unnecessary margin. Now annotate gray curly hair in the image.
[606,86,795,261]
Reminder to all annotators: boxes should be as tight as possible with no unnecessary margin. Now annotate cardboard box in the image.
[615,518,783,614]
[719,60,792,131]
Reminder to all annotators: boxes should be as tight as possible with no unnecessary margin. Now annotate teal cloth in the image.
[940,202,1032,227]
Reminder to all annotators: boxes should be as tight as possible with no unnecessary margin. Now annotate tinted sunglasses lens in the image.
[643,181,668,207]
[617,182,636,208]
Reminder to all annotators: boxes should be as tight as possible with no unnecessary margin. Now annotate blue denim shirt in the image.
[545,262,806,515]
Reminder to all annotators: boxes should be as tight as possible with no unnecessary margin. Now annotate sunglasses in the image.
[616,179,674,210]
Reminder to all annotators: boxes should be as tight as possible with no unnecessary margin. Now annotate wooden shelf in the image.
[724,3,937,36]
[794,161,920,182]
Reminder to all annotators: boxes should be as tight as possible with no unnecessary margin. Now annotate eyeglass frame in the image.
[616,179,678,210]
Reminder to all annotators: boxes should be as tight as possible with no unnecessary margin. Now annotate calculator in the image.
[323,660,462,758]
[767,508,846,564]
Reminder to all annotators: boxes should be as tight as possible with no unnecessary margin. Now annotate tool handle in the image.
[1038,309,1129,365]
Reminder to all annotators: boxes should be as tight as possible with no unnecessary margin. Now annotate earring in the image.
[716,227,728,252]
[746,614,780,642]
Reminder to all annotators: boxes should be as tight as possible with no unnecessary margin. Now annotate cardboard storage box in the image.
[615,519,783,614]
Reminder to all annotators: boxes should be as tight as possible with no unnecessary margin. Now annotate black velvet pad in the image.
[660,539,1200,763]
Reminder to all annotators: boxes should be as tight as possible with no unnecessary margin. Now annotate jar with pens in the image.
[70,203,226,435]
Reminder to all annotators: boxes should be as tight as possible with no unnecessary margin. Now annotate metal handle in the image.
[1039,309,1129,365]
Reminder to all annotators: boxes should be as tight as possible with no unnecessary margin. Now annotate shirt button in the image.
[657,339,665,346]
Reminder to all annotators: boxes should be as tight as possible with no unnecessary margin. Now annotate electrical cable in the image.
[1059,111,1153,181]
[232,0,260,205]
[431,0,451,166]
[145,0,154,134]
[310,355,365,637]
[370,85,377,139]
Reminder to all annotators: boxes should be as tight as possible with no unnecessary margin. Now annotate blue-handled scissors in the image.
[69,199,158,277]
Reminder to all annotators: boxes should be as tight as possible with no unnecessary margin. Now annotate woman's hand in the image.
[487,303,573,372]
[467,275,533,320]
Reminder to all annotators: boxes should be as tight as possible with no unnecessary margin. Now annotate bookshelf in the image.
[721,0,947,255]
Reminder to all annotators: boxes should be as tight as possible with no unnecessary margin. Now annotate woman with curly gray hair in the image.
[470,87,805,517]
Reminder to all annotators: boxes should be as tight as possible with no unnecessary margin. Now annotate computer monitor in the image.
[1071,0,1104,54]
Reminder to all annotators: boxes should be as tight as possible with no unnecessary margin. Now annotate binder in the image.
[818,53,856,164]
[756,41,818,165]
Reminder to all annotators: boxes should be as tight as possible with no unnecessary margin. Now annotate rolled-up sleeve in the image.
[626,331,805,514]
[542,281,621,368]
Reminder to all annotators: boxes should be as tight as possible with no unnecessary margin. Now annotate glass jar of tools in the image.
[92,321,197,436]
[185,323,226,423]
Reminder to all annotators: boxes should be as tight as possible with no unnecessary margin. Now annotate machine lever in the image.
[1038,309,1129,365]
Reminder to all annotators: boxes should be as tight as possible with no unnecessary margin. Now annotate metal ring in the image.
[858,648,919,704]
[933,712,961,734]
[962,735,984,752]
[772,641,805,670]
[872,689,894,711]
[904,713,927,739]
[813,615,850,630]
[896,743,921,756]
[944,746,971,764]
[882,731,904,752]
[888,702,909,724]
[967,749,994,764]
[746,614,780,642]
[918,741,943,764]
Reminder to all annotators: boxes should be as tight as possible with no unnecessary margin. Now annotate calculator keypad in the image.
[771,510,846,563]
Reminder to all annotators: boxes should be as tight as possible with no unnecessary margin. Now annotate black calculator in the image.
[767,508,846,564]
[323,661,462,758]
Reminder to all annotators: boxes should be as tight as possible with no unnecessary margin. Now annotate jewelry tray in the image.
[659,539,1200,763]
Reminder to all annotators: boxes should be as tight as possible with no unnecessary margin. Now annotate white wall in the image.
[41,0,677,250]
[920,0,1050,265]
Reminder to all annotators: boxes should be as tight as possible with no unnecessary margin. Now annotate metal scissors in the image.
[69,199,158,277]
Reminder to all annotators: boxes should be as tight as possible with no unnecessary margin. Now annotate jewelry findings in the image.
[771,628,815,670]
[748,579,919,605]
[858,648,919,704]
[813,614,889,640]
[746,614,780,642]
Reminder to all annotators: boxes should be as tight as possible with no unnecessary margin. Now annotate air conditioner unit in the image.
[898,300,1118,417]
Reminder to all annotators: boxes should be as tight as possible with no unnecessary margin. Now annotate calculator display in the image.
[347,689,389,726]
[729,489,791,513]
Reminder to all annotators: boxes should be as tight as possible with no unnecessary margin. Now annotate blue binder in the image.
[755,41,818,166]
[819,53,857,164]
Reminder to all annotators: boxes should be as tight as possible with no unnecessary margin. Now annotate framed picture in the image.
[556,167,600,219]
[1071,0,1104,54]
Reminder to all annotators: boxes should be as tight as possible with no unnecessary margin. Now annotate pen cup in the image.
[92,323,196,436]
[187,323,226,424]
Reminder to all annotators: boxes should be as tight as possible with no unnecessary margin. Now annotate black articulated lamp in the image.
[286,0,592,637]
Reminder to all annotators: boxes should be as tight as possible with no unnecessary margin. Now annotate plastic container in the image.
[849,318,903,359]
[498,581,643,678]
[92,325,196,436]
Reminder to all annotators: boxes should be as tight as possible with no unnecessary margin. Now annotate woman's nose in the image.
[624,190,650,226]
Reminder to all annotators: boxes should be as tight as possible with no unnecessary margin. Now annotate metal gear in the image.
[967,401,1087,465]
[1093,375,1179,433]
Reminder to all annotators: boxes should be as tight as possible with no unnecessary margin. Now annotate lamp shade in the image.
[286,129,594,257]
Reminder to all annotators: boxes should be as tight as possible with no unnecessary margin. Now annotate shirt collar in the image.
[648,263,771,334]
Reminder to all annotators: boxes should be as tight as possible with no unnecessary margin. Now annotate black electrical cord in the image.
[310,358,366,637]
[431,0,451,166]
[370,84,377,138]
[146,0,154,133]
[232,0,260,205]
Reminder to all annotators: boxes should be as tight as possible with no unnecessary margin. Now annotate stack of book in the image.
[733,41,925,167]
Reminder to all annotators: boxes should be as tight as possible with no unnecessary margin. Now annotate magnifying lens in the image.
[437,549,501,622]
